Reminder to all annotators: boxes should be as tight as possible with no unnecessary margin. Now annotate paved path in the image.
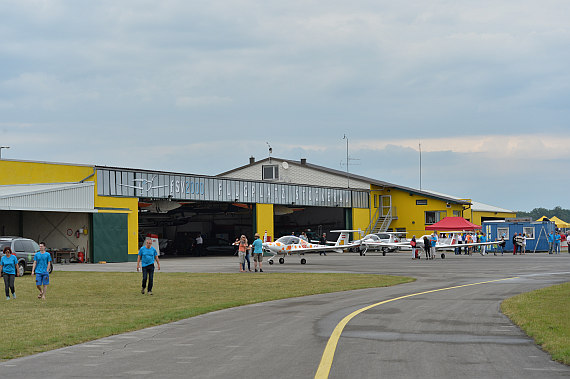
[1,253,569,378]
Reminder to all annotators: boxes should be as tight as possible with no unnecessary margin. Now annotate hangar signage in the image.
[96,168,369,208]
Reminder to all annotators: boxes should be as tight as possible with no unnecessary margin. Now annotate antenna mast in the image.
[419,141,422,191]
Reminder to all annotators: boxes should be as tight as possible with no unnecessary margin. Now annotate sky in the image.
[1,1,569,212]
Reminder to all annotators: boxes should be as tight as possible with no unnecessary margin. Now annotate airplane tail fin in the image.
[330,229,361,247]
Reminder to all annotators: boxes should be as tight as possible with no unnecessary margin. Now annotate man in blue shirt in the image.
[555,232,561,254]
[137,238,160,295]
[430,233,438,259]
[252,233,264,272]
[1,247,19,300]
[32,242,52,300]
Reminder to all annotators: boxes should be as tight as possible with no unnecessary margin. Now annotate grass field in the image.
[0,271,414,360]
[501,281,570,365]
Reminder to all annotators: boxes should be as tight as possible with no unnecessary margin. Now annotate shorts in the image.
[36,273,50,286]
[253,253,262,262]
[238,251,246,264]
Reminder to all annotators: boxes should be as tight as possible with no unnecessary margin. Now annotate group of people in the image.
[547,230,565,254]
[0,242,53,301]
[233,233,264,272]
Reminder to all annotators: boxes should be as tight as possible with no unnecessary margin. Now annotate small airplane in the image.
[362,232,499,259]
[264,230,360,265]
[356,232,407,256]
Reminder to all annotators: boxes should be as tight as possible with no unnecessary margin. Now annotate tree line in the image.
[515,206,570,222]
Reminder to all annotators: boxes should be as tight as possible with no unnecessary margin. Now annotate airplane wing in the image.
[434,240,499,250]
[284,242,362,254]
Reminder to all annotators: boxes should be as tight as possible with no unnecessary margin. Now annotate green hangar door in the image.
[91,213,128,262]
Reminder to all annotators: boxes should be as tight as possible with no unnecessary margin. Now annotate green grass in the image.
[0,271,414,360]
[501,282,570,365]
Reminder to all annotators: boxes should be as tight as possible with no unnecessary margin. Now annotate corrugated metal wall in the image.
[0,183,94,212]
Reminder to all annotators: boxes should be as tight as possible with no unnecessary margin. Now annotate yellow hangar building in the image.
[0,157,515,263]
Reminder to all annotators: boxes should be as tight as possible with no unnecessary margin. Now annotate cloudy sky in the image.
[1,1,569,212]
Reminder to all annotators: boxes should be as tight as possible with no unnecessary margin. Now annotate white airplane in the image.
[356,232,407,256]
[362,232,499,259]
[264,230,360,265]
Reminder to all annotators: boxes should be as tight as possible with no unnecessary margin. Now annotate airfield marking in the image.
[314,276,519,379]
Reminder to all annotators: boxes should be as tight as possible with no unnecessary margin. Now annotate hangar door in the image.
[92,213,128,262]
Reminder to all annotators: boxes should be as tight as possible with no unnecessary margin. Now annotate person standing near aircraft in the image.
[32,242,52,300]
[195,233,204,256]
[430,232,438,259]
[1,247,19,300]
[319,233,327,256]
[252,233,263,272]
[410,236,418,259]
[137,238,160,295]
[479,233,487,255]
[236,235,248,272]
[423,236,431,259]
[555,232,561,254]
[522,233,527,254]
[513,233,519,255]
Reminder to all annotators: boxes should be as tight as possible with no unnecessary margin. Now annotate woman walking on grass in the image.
[1,247,19,300]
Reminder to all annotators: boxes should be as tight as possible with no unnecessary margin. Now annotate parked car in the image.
[0,236,53,276]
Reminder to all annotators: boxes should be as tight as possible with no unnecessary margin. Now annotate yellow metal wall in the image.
[469,210,517,226]
[0,160,94,184]
[255,203,274,241]
[352,207,370,240]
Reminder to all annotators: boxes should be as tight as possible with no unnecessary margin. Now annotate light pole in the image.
[0,146,9,159]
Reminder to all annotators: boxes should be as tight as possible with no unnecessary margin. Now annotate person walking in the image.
[195,234,204,256]
[137,238,160,295]
[252,233,264,272]
[31,242,52,300]
[319,233,327,256]
[1,247,19,300]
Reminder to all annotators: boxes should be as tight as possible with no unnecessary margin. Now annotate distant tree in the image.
[516,207,570,222]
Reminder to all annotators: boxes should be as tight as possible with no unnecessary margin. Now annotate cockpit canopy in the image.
[276,236,301,245]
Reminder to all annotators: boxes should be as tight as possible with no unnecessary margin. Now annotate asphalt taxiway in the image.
[1,252,569,378]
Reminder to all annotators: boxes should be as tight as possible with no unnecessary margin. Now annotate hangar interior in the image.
[137,200,349,256]
[0,210,91,263]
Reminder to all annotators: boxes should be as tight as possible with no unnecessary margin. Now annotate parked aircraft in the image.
[264,230,360,265]
[355,232,407,256]
[361,232,499,259]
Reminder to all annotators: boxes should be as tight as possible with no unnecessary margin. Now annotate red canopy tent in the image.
[425,217,481,231]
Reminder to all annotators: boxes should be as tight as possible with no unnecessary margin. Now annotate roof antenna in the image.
[266,142,272,163]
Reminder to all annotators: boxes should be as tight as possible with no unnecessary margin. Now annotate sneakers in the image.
[6,296,10,300]
[259,269,263,272]
[255,269,258,272]
[148,291,153,296]
[141,288,145,294]
[12,293,16,299]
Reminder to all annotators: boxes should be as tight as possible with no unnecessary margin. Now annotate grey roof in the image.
[218,157,471,205]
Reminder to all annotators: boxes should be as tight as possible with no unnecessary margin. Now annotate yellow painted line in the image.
[314,276,519,379]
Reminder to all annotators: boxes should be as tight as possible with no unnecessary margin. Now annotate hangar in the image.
[0,157,516,263]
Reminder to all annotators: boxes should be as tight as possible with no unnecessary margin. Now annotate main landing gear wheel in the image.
[279,257,285,264]
[268,260,274,265]
[441,253,446,259]
[300,258,306,264]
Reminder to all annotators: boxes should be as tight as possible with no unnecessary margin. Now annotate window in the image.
[453,210,461,217]
[416,199,427,205]
[523,227,535,239]
[13,240,25,253]
[497,227,509,239]
[262,165,279,180]
[425,211,447,225]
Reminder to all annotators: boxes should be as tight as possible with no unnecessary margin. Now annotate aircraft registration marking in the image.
[314,276,519,379]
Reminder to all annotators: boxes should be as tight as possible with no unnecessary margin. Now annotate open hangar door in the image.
[137,199,254,256]
[0,210,91,263]
[273,205,348,241]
